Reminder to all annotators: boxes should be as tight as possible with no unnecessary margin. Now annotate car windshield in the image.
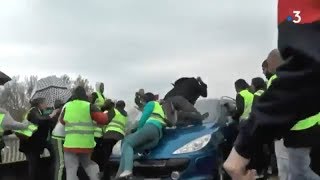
[195,98,226,124]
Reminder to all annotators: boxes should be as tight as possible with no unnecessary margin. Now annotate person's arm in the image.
[252,95,260,107]
[135,94,144,109]
[197,79,208,97]
[28,108,51,125]
[138,102,155,129]
[91,92,98,104]
[232,94,244,121]
[107,109,115,121]
[59,108,66,125]
[90,104,108,125]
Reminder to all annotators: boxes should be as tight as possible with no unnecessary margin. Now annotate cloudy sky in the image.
[0,0,278,105]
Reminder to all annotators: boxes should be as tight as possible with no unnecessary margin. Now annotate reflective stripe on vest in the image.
[15,108,39,137]
[63,100,95,149]
[148,101,166,125]
[94,125,103,138]
[95,91,105,109]
[267,75,320,131]
[267,74,277,88]
[254,89,265,97]
[0,113,4,136]
[14,122,38,137]
[23,107,35,120]
[105,109,128,135]
[239,89,254,121]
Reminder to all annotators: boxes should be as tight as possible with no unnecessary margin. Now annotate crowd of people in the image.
[0,75,209,180]
[222,1,320,180]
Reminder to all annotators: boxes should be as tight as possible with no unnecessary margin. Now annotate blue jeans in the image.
[116,123,161,176]
[287,147,320,180]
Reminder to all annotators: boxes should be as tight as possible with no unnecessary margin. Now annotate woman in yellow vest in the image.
[19,97,57,180]
[60,86,108,180]
[116,93,166,179]
[232,79,254,122]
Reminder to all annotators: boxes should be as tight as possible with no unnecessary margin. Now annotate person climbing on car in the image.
[163,77,209,125]
[116,92,167,179]
[232,79,254,122]
[99,99,128,180]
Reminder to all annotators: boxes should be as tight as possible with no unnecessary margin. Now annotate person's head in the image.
[142,92,156,104]
[234,79,249,93]
[103,99,115,111]
[251,77,267,92]
[31,98,47,110]
[263,49,283,79]
[54,99,64,109]
[95,82,104,93]
[116,100,126,110]
[72,86,88,101]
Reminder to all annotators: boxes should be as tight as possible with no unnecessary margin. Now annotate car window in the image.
[195,98,235,124]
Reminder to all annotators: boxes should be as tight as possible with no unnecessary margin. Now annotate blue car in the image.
[109,97,237,180]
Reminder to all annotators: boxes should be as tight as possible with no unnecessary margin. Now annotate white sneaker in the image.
[119,170,132,178]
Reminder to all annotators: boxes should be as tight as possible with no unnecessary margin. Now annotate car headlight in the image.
[112,140,122,156]
[173,134,211,154]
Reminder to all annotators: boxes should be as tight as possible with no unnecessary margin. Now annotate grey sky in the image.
[0,0,278,105]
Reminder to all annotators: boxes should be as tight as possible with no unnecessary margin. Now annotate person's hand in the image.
[49,109,59,118]
[196,76,204,84]
[22,120,29,128]
[223,148,255,180]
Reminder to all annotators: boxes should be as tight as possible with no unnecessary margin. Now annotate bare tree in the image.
[73,75,94,93]
[61,74,72,86]
[0,77,28,121]
[24,75,38,99]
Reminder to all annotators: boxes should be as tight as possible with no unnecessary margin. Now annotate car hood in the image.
[136,122,222,159]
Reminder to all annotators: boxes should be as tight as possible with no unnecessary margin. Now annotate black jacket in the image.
[164,77,207,105]
[232,94,244,121]
[19,108,51,153]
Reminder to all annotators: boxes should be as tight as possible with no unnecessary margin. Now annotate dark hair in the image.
[30,98,46,107]
[116,100,126,109]
[262,59,268,68]
[251,77,266,90]
[143,92,156,103]
[234,79,249,90]
[72,86,88,101]
[54,99,64,109]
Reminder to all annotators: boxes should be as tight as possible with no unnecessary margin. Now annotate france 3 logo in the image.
[286,11,301,24]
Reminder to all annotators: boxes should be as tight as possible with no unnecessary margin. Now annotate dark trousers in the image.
[25,151,41,180]
[91,138,119,180]
[166,96,203,125]
[92,138,104,171]
[102,138,119,180]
